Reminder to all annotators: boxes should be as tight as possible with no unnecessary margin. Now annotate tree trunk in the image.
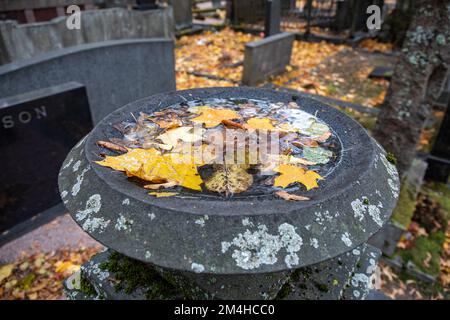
[372,0,450,177]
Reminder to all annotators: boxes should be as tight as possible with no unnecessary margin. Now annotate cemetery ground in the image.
[0,28,449,300]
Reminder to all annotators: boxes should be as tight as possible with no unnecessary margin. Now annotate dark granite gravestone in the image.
[58,87,399,300]
[264,0,281,37]
[0,82,93,234]
[0,39,176,124]
[242,32,294,86]
[169,0,193,30]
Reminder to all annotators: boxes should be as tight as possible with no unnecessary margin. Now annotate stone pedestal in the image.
[65,244,381,300]
[58,87,399,301]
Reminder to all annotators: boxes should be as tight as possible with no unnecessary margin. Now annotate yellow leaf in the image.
[149,192,178,197]
[245,118,275,130]
[0,264,14,283]
[274,164,323,190]
[55,261,80,274]
[96,148,203,191]
[191,107,240,128]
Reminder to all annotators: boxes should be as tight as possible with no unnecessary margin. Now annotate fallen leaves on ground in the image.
[0,247,100,300]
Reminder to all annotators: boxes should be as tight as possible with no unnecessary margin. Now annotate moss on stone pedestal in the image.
[391,181,417,229]
[99,251,179,299]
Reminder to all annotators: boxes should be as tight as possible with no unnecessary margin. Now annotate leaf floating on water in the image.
[156,126,204,149]
[149,192,178,198]
[148,111,183,129]
[144,181,177,190]
[191,107,240,128]
[276,190,310,201]
[303,147,333,164]
[205,165,253,195]
[95,148,203,191]
[245,118,275,130]
[274,164,323,190]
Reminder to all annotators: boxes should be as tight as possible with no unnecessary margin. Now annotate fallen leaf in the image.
[191,107,240,128]
[143,181,177,190]
[303,147,333,164]
[245,118,275,130]
[205,165,253,194]
[157,126,204,149]
[274,164,323,190]
[0,264,14,283]
[276,190,310,201]
[149,192,178,197]
[96,148,203,191]
[55,261,80,274]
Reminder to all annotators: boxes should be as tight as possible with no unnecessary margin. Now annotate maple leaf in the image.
[191,107,240,128]
[274,164,323,190]
[96,148,203,191]
[245,118,275,130]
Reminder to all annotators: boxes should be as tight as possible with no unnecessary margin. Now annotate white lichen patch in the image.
[352,249,360,256]
[341,232,352,247]
[71,166,90,197]
[350,273,370,289]
[388,178,399,198]
[242,218,254,227]
[76,194,102,221]
[115,214,133,231]
[72,160,81,172]
[61,190,68,198]
[194,215,209,227]
[221,223,303,270]
[353,290,361,298]
[145,251,152,259]
[122,198,130,205]
[351,198,384,227]
[310,238,319,249]
[62,158,74,170]
[82,217,110,233]
[191,263,205,273]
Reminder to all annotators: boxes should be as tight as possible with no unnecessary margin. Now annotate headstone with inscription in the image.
[0,82,93,234]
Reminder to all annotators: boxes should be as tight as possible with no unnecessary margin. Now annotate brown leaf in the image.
[275,191,310,201]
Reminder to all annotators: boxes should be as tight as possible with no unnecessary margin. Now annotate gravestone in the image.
[168,0,193,30]
[425,98,450,182]
[264,0,281,37]
[0,39,176,124]
[242,32,294,86]
[58,87,399,300]
[0,82,93,234]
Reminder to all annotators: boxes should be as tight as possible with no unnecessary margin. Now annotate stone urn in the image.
[59,87,400,300]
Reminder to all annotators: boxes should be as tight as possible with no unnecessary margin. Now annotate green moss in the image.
[313,282,329,293]
[386,152,397,165]
[99,251,178,299]
[391,182,417,228]
[422,182,450,220]
[79,274,97,296]
[398,231,446,276]
[291,95,299,101]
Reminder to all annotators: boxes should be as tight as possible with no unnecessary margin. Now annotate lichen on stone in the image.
[191,263,205,273]
[221,223,303,270]
[341,232,352,247]
[115,214,133,231]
